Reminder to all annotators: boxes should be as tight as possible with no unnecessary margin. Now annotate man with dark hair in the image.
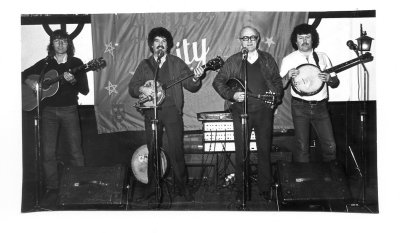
[213,26,283,203]
[129,27,204,202]
[22,29,89,208]
[280,23,339,163]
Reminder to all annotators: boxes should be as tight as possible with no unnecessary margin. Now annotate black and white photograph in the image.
[2,0,399,232]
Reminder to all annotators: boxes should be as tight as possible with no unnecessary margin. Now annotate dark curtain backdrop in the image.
[91,12,308,133]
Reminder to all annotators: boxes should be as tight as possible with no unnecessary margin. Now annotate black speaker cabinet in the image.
[58,165,128,208]
[276,161,351,203]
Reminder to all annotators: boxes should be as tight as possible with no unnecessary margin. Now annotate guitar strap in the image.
[313,51,320,69]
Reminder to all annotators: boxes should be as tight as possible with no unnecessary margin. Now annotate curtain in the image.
[91,12,308,133]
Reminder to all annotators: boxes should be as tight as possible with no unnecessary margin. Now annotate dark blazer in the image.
[129,54,201,114]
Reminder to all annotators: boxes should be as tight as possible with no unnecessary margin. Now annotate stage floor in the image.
[21,173,378,213]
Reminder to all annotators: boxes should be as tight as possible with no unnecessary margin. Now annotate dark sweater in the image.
[213,50,283,108]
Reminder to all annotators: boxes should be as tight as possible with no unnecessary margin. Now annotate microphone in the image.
[241,47,248,60]
[346,40,358,50]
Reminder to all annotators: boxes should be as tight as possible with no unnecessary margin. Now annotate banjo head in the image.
[292,64,324,96]
[137,80,165,108]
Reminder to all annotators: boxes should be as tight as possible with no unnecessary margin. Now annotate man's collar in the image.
[54,54,68,64]
[152,53,167,63]
[296,49,314,57]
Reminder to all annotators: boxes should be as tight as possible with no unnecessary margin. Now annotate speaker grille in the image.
[58,165,127,206]
[277,161,351,202]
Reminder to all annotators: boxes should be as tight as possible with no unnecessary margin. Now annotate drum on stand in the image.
[131,144,168,184]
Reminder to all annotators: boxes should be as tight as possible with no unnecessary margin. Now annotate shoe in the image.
[40,189,59,209]
[235,191,244,203]
[259,189,273,202]
[135,191,155,202]
[179,187,194,202]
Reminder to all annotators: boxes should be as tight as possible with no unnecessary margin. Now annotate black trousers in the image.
[231,106,274,193]
[144,106,188,192]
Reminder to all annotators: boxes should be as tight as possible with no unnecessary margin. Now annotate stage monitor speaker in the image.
[58,165,128,208]
[276,161,351,203]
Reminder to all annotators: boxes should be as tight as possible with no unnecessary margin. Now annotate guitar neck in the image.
[164,63,208,90]
[325,53,373,74]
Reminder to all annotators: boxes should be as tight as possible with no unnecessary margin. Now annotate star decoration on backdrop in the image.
[262,36,276,48]
[104,41,115,57]
[105,81,118,95]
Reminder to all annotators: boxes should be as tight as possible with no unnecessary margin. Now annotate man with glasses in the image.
[213,26,283,203]
[22,29,89,209]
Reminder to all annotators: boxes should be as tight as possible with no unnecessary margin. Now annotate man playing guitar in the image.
[21,29,89,209]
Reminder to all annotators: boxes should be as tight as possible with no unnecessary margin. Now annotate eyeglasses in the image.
[53,39,68,45]
[239,35,258,41]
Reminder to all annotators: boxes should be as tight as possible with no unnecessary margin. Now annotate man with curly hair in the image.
[129,27,204,202]
[280,23,340,163]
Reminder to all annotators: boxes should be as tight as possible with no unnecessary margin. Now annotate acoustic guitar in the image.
[22,57,106,111]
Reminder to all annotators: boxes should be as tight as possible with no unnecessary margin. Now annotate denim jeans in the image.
[291,98,336,163]
[232,106,274,193]
[41,105,84,189]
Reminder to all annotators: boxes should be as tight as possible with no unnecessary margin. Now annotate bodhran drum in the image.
[131,144,168,184]
[292,64,325,96]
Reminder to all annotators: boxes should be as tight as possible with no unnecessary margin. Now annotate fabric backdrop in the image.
[91,12,308,134]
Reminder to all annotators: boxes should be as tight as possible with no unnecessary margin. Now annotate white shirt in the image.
[280,49,334,101]
[54,54,68,64]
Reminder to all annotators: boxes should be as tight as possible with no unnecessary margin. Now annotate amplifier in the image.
[276,161,351,203]
[197,111,232,121]
[202,121,256,152]
[203,142,258,152]
[58,165,128,208]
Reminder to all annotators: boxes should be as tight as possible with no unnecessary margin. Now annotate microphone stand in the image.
[151,53,163,209]
[31,58,49,211]
[348,48,373,213]
[239,51,249,210]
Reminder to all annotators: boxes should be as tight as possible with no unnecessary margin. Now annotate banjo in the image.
[291,52,373,96]
[135,56,224,109]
